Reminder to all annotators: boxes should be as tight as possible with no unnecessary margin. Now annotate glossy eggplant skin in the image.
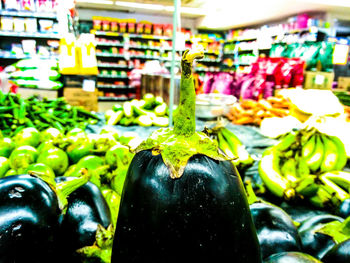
[112,150,262,263]
[298,214,344,260]
[0,174,60,263]
[55,176,112,260]
[322,238,350,263]
[250,202,302,260]
[264,252,322,263]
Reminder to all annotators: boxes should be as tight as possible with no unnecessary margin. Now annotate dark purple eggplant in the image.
[322,238,350,262]
[250,201,302,259]
[55,176,112,262]
[111,47,262,263]
[0,174,60,263]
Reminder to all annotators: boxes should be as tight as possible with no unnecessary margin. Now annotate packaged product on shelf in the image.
[119,19,127,33]
[110,18,118,32]
[1,16,14,31]
[36,0,53,13]
[21,0,35,11]
[21,39,36,54]
[39,19,54,31]
[78,33,98,75]
[13,17,25,31]
[163,24,172,37]
[59,33,79,75]
[4,0,21,10]
[153,24,163,36]
[143,21,152,34]
[136,22,144,34]
[127,19,136,33]
[92,17,102,30]
[102,19,110,31]
[24,18,37,32]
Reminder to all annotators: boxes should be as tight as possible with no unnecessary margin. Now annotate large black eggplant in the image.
[250,201,302,259]
[0,174,60,263]
[111,47,262,263]
[55,176,113,262]
[322,238,350,262]
[264,251,322,263]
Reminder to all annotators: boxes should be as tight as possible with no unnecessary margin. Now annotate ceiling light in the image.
[299,0,350,7]
[76,0,114,4]
[115,1,164,10]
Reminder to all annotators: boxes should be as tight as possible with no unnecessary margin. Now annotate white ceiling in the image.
[75,0,350,29]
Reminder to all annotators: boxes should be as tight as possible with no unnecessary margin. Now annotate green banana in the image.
[275,131,298,152]
[322,171,350,193]
[295,175,318,197]
[258,148,295,200]
[220,127,253,166]
[217,131,235,159]
[319,175,350,203]
[320,134,339,173]
[301,133,316,159]
[296,156,310,178]
[305,133,325,173]
[280,158,298,184]
[328,135,347,171]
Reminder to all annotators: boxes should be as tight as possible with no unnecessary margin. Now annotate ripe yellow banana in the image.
[305,133,324,173]
[328,135,347,171]
[258,148,295,200]
[320,134,339,173]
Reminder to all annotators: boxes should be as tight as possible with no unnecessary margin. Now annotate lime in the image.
[40,127,63,142]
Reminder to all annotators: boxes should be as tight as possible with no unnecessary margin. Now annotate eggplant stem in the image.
[173,46,204,137]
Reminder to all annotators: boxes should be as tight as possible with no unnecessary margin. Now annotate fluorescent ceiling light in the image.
[299,0,350,7]
[76,0,113,4]
[115,1,164,10]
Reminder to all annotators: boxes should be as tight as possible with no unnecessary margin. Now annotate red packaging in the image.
[93,19,102,31]
[136,23,144,34]
[111,21,118,32]
[153,24,163,36]
[144,23,152,34]
[128,22,135,33]
[102,20,110,31]
[163,24,173,37]
[21,0,35,11]
[119,22,127,33]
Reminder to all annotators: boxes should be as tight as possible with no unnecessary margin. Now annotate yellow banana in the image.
[328,135,347,171]
[301,133,316,159]
[258,148,295,200]
[305,133,324,173]
[320,134,339,173]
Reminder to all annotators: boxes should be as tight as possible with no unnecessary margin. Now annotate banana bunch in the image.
[258,127,348,203]
[213,127,254,171]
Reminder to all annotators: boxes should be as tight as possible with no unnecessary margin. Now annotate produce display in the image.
[0,91,100,137]
[258,126,349,215]
[226,94,291,125]
[104,93,169,127]
[112,47,261,262]
[0,125,137,262]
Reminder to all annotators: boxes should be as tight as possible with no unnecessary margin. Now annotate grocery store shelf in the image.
[128,45,161,51]
[97,84,133,89]
[0,10,57,19]
[97,63,134,69]
[98,96,131,102]
[0,30,60,39]
[95,53,126,58]
[195,68,221,72]
[130,54,160,60]
[97,74,129,79]
[200,58,221,63]
[96,42,124,47]
[0,51,58,60]
[93,30,172,40]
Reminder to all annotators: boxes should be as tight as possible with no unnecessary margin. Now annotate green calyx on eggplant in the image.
[264,251,322,263]
[55,176,113,263]
[112,46,262,262]
[298,214,350,259]
[0,173,91,262]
